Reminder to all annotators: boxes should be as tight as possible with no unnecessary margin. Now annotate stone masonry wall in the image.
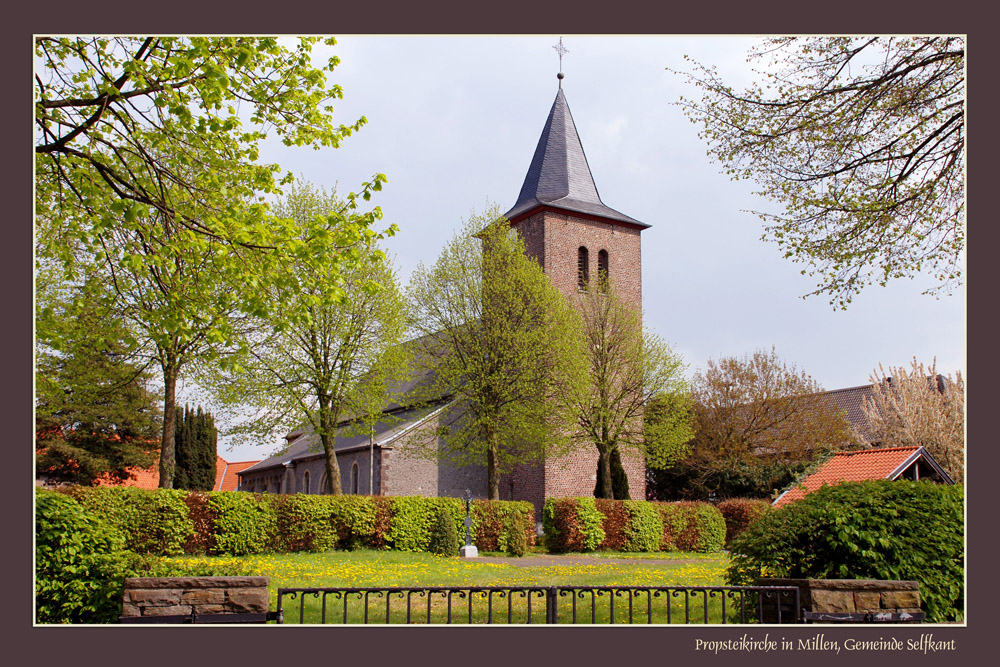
[120,577,269,620]
[383,406,488,498]
[756,578,921,623]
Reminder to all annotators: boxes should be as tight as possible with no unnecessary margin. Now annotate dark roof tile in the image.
[505,88,648,229]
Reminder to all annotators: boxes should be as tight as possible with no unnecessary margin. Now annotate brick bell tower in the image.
[500,63,651,516]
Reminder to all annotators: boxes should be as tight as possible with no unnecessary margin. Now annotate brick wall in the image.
[120,577,269,620]
[509,208,647,518]
[512,209,642,311]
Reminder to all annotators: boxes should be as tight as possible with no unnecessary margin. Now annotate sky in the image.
[198,35,966,463]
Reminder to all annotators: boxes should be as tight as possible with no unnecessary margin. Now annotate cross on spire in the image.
[553,37,568,87]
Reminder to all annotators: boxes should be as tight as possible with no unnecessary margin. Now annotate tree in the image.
[205,182,408,495]
[35,37,393,486]
[173,405,218,491]
[566,277,693,500]
[653,347,850,500]
[35,279,161,485]
[406,207,586,500]
[35,37,381,264]
[856,358,964,483]
[674,37,965,307]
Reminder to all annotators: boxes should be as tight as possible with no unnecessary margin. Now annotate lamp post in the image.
[459,488,478,558]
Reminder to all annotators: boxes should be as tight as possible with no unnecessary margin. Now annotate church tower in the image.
[504,84,649,311]
[501,67,650,512]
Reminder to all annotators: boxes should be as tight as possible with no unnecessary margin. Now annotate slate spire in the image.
[504,85,648,228]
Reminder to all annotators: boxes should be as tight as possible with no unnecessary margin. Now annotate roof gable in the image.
[773,446,954,507]
[504,88,648,229]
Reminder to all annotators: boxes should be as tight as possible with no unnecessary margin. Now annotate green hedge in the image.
[52,486,535,557]
[64,486,194,556]
[35,489,132,623]
[656,501,727,553]
[543,497,725,553]
[726,480,964,623]
[35,489,254,624]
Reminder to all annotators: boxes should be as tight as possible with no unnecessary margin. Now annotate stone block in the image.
[811,589,856,613]
[128,589,181,606]
[881,590,920,610]
[193,604,229,615]
[853,591,882,612]
[124,576,268,590]
[227,589,269,613]
[142,605,192,617]
[181,589,226,605]
[119,603,141,618]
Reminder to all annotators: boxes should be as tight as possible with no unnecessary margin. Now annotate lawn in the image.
[162,549,748,625]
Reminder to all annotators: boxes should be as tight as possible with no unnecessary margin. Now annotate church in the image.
[237,73,651,517]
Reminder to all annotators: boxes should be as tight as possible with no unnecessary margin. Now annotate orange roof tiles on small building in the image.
[95,460,160,490]
[215,458,261,492]
[772,446,954,508]
[94,454,260,492]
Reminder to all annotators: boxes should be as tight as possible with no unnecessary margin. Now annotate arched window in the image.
[319,472,330,495]
[597,249,609,292]
[351,462,360,495]
[577,246,589,290]
[302,470,311,495]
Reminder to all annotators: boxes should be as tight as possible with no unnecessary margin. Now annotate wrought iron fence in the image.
[275,585,800,625]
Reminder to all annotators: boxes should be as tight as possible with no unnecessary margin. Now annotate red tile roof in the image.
[214,458,261,491]
[772,446,923,508]
[95,454,260,491]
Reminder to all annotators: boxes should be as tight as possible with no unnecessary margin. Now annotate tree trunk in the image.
[487,431,500,500]
[158,359,179,489]
[598,444,614,500]
[321,431,343,495]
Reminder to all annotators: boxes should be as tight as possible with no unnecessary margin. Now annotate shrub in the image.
[66,486,194,555]
[504,511,527,557]
[621,500,661,552]
[716,498,771,546]
[726,480,964,623]
[207,492,277,556]
[388,497,463,552]
[272,494,338,552]
[328,495,378,549]
[471,500,535,552]
[429,506,460,556]
[182,491,217,554]
[595,499,629,551]
[542,498,605,553]
[35,489,132,624]
[657,501,726,553]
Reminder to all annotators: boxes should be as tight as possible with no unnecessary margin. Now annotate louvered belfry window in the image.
[578,246,589,290]
[597,249,609,291]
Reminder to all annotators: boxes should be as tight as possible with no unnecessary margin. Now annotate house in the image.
[771,445,955,508]
[238,73,651,516]
[90,454,261,492]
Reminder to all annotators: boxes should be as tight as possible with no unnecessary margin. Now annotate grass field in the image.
[162,549,753,625]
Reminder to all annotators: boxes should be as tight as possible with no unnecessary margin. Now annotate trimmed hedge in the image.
[471,500,536,554]
[35,489,254,624]
[726,480,964,623]
[656,501,726,553]
[64,486,194,556]
[543,497,725,553]
[51,486,535,557]
[716,498,772,546]
[35,489,132,623]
